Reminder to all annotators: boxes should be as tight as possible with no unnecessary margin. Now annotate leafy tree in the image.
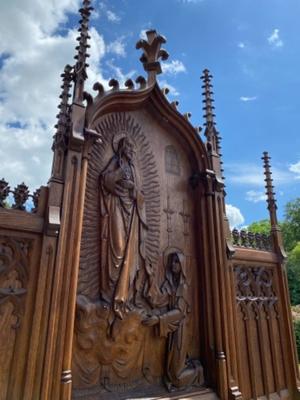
[248,198,300,305]
[247,219,271,235]
[282,198,300,252]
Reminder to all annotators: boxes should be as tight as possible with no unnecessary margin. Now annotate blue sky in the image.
[0,0,299,227]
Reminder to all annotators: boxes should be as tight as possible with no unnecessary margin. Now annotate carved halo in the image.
[79,113,161,299]
[112,132,129,153]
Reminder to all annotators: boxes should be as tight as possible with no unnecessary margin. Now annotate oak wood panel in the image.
[0,209,44,233]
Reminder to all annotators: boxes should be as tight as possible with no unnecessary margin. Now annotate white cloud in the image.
[158,80,180,96]
[289,161,300,179]
[240,96,257,102]
[106,60,136,88]
[0,0,111,190]
[226,204,245,228]
[106,10,121,23]
[162,60,186,75]
[245,190,266,203]
[268,28,283,48]
[139,29,148,40]
[226,163,293,187]
[179,0,205,3]
[238,42,245,49]
[107,37,126,57]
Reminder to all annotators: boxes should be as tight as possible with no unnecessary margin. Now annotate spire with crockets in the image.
[200,69,224,182]
[73,0,93,104]
[262,151,287,257]
[52,65,73,152]
[262,151,278,228]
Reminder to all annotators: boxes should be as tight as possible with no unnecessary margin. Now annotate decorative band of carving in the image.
[231,228,272,252]
[234,265,278,313]
[61,370,72,384]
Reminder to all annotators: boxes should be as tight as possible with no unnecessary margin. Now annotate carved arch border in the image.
[85,83,209,175]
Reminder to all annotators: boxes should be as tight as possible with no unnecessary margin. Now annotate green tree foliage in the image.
[282,198,300,252]
[293,320,300,360]
[249,199,300,355]
[248,198,300,306]
[247,219,271,235]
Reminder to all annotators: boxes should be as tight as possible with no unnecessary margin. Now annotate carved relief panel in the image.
[0,236,29,400]
[74,111,204,398]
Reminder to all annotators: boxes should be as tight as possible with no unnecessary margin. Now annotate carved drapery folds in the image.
[0,236,30,399]
[74,112,204,396]
[79,113,160,302]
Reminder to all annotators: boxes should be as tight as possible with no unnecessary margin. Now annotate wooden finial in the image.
[201,68,216,128]
[183,112,192,121]
[93,82,105,97]
[135,76,147,89]
[262,151,278,227]
[171,100,179,110]
[109,78,120,91]
[136,30,169,85]
[125,79,135,90]
[73,0,93,104]
[200,69,225,183]
[52,65,73,151]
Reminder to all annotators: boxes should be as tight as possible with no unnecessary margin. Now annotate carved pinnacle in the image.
[201,69,216,128]
[52,64,73,152]
[73,0,93,104]
[136,30,169,84]
[262,151,278,226]
[201,69,225,182]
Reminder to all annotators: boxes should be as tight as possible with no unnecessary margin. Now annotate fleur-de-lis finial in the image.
[136,30,169,85]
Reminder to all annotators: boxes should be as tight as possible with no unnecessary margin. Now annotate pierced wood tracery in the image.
[234,265,278,316]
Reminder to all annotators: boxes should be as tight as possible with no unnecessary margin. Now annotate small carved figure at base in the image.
[143,250,204,391]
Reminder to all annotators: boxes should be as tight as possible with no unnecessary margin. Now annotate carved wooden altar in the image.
[0,1,300,399]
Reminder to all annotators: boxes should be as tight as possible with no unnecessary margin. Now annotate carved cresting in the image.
[0,236,29,400]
